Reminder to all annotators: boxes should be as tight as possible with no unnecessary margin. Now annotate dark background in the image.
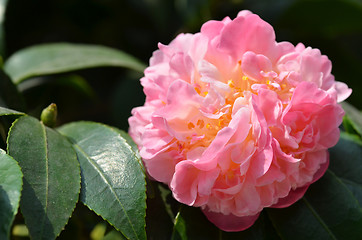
[4,0,361,130]
[5,1,362,239]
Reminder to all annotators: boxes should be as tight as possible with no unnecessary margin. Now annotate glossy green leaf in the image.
[116,128,140,157]
[4,43,146,84]
[112,128,144,174]
[0,69,26,111]
[267,170,362,240]
[341,102,362,137]
[58,122,146,240]
[0,149,22,240]
[7,116,81,240]
[329,132,362,205]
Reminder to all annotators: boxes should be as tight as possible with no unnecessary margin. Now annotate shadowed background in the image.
[3,0,361,131]
[3,1,362,239]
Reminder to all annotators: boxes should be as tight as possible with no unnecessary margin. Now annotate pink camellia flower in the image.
[128,10,352,231]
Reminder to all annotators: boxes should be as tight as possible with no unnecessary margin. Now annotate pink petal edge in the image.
[202,207,260,232]
[270,157,329,208]
[201,158,328,232]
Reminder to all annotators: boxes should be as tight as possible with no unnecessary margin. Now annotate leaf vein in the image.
[39,123,50,239]
[302,197,337,240]
[74,144,140,240]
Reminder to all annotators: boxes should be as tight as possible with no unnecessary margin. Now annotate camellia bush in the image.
[1,1,362,240]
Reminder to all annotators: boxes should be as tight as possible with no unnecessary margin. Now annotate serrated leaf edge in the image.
[6,116,81,239]
[59,121,147,240]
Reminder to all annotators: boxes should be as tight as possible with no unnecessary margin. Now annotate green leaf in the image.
[0,107,25,149]
[0,106,24,117]
[0,149,22,240]
[116,128,140,157]
[112,128,144,174]
[172,211,187,240]
[0,69,26,111]
[58,122,146,240]
[7,116,81,240]
[267,170,362,240]
[40,103,57,128]
[18,74,96,99]
[4,43,147,84]
[329,132,362,205]
[341,102,362,137]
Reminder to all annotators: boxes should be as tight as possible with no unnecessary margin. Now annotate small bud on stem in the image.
[41,103,57,127]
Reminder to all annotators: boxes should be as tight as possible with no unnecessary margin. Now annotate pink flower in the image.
[128,10,351,231]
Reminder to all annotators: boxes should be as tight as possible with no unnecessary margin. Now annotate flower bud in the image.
[41,103,57,127]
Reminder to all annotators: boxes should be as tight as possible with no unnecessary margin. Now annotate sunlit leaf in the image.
[4,43,146,84]
[58,122,146,240]
[7,116,81,240]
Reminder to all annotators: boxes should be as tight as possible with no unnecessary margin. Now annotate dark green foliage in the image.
[0,1,361,239]
[58,122,146,240]
[4,43,146,84]
[7,116,81,239]
[0,150,22,240]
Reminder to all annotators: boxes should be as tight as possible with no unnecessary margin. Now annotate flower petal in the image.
[202,207,260,232]
[270,157,329,208]
[218,13,276,61]
[241,51,272,81]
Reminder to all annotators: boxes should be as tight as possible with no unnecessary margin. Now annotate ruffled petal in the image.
[271,157,329,208]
